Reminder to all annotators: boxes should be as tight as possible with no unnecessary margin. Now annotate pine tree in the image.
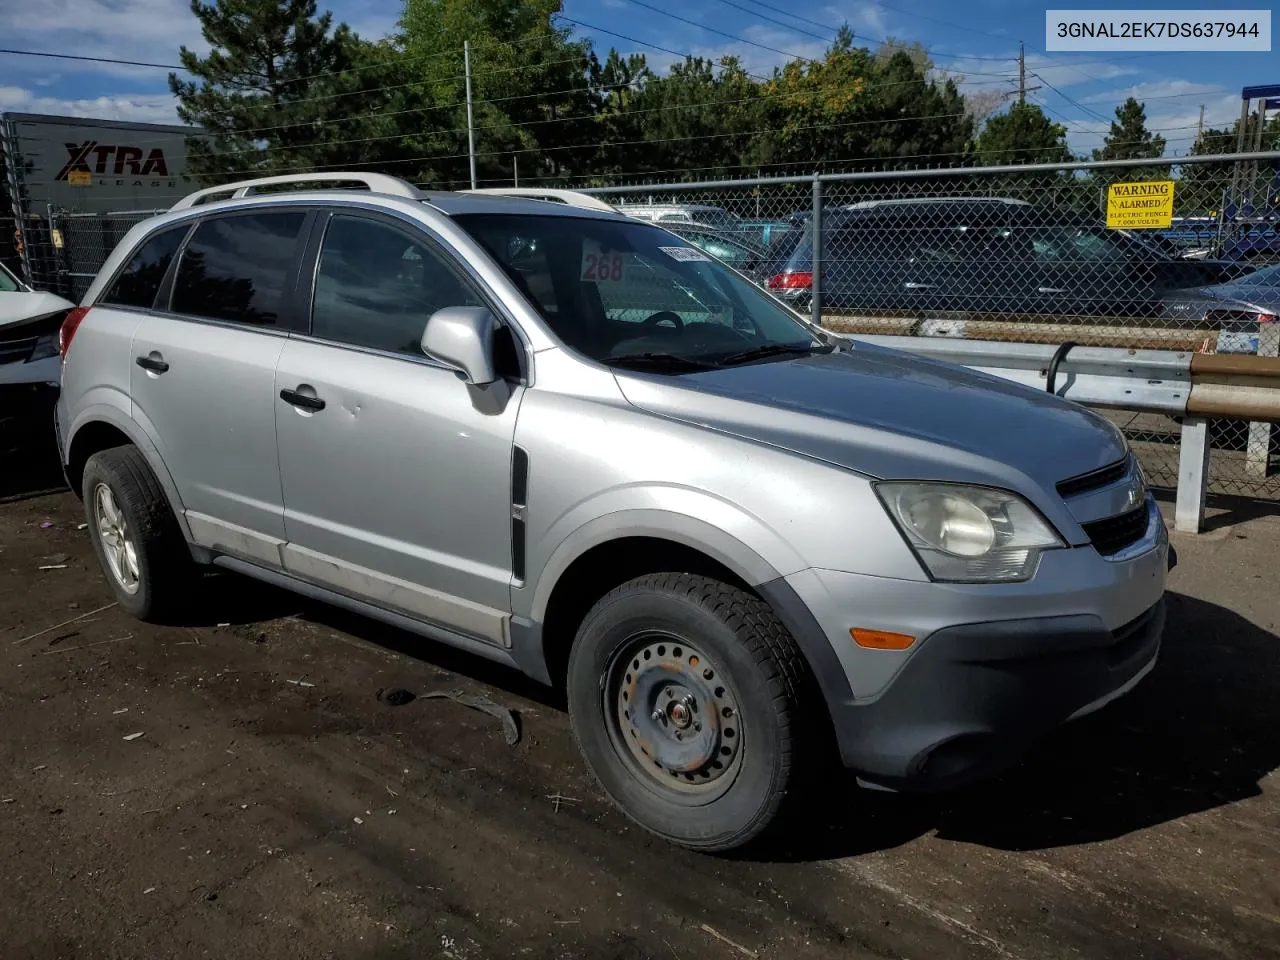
[169,0,379,184]
[974,103,1072,166]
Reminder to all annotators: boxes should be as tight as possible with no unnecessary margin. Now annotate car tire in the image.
[566,572,813,852]
[81,445,193,622]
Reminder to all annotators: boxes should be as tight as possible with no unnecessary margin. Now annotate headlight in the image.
[875,482,1064,583]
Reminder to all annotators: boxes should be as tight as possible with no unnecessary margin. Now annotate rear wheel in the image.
[566,573,813,852]
[81,446,193,622]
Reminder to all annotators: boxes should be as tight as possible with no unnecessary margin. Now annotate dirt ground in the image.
[1,448,1279,960]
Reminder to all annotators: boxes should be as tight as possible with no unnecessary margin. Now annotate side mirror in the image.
[421,306,499,385]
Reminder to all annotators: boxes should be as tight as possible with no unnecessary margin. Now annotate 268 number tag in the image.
[581,243,626,283]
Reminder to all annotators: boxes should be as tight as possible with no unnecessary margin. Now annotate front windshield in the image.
[456,214,822,368]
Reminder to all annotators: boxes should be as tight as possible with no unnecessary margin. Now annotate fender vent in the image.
[511,446,529,582]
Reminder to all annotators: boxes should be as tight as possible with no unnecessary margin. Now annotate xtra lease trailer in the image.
[1,112,205,286]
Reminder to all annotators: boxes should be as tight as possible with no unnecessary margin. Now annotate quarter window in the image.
[311,215,481,355]
[101,225,188,309]
[171,211,306,326]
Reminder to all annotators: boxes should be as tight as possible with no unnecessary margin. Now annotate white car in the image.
[1,259,74,389]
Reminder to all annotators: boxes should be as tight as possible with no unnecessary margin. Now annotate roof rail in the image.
[171,172,421,211]
[461,187,617,213]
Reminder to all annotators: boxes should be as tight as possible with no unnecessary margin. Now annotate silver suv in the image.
[55,173,1170,852]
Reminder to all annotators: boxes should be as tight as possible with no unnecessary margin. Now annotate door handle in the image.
[280,387,326,412]
[135,354,169,374]
[1038,287,1069,294]
[904,282,936,290]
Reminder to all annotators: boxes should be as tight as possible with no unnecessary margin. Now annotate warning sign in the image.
[1106,180,1175,229]
[67,170,92,187]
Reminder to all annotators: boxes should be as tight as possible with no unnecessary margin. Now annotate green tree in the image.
[583,50,651,181]
[1090,97,1168,187]
[395,0,597,187]
[756,27,973,175]
[614,56,762,180]
[169,0,382,184]
[974,102,1072,166]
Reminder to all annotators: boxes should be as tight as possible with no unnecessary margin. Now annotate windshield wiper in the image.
[603,352,719,372]
[715,342,831,366]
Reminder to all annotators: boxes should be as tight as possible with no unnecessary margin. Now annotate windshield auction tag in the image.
[659,246,710,262]
[581,241,626,283]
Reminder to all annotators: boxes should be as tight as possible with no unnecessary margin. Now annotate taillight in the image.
[766,271,813,290]
[59,306,89,358]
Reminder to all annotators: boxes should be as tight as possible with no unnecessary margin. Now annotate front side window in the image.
[171,211,306,325]
[311,215,481,354]
[458,213,823,369]
[101,225,187,309]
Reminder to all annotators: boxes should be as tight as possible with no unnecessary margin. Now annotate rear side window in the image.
[171,212,306,326]
[101,226,187,309]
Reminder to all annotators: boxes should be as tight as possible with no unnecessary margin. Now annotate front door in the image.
[274,212,523,645]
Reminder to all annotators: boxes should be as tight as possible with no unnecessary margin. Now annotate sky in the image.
[0,0,1273,159]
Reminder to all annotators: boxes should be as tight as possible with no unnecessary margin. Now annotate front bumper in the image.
[775,498,1169,790]
[837,599,1165,790]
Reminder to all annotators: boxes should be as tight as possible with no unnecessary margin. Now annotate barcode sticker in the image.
[659,246,710,262]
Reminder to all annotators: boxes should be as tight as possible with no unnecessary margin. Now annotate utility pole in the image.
[513,155,519,187]
[464,40,477,190]
[1196,104,1205,143]
[1018,41,1025,105]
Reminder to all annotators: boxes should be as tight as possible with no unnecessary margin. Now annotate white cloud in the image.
[0,85,180,124]
[1053,90,1241,157]
[4,0,207,81]
[1081,79,1224,105]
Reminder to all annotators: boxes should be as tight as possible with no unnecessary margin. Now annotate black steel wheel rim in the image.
[603,630,744,804]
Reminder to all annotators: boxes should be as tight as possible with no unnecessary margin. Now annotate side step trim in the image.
[211,555,522,671]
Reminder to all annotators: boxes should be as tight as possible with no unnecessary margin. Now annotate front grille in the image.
[1081,504,1149,557]
[1056,455,1130,499]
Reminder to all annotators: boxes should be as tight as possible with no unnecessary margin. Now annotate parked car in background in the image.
[759,197,1251,323]
[57,173,1168,853]
[615,202,742,232]
[656,223,768,273]
[1195,262,1280,354]
[1,258,74,449]
[1,258,74,386]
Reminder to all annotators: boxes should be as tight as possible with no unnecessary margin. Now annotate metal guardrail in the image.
[852,336,1191,414]
[851,334,1280,533]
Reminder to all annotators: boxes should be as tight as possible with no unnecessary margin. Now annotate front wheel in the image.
[566,573,813,852]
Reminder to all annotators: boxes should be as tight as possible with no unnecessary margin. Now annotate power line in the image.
[1034,72,1115,126]
[618,0,825,64]
[0,47,188,72]
[16,70,1016,169]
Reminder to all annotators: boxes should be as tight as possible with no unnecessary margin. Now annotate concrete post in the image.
[1176,417,1211,533]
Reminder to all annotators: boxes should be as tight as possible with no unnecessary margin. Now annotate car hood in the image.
[0,290,75,328]
[613,341,1126,509]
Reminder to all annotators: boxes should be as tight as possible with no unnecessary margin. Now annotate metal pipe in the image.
[810,174,822,328]
[464,41,477,191]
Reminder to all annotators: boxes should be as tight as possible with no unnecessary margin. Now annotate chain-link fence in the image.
[588,153,1280,501]
[11,154,1280,503]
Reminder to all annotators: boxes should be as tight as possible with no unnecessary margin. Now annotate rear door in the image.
[129,208,311,565]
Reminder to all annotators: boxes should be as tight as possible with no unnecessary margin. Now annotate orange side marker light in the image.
[850,628,916,651]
